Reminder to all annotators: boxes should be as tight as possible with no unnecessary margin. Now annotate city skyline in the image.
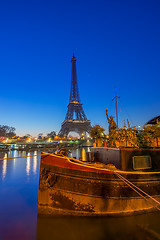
[0,0,160,136]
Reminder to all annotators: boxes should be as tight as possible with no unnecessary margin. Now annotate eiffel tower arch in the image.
[59,53,91,137]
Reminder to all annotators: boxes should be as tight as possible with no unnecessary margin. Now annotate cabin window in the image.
[132,156,152,170]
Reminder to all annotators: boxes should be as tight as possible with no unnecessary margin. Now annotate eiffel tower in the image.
[58,52,91,137]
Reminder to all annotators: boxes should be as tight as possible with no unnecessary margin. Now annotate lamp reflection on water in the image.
[82,147,85,161]
[26,152,31,176]
[87,147,90,152]
[33,151,37,174]
[76,148,79,159]
[13,150,18,168]
[2,153,7,180]
[69,147,90,160]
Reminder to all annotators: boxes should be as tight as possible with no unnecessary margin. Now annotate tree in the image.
[47,131,56,139]
[90,125,105,147]
[0,125,16,138]
[90,125,105,139]
[142,125,160,147]
[22,134,31,139]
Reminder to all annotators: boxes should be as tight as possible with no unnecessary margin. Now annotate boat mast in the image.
[112,87,119,128]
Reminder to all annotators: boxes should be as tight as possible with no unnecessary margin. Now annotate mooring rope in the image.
[0,154,41,161]
[114,171,160,211]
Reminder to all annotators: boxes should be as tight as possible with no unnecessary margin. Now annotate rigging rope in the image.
[119,101,135,127]
[119,107,126,127]
[114,171,160,211]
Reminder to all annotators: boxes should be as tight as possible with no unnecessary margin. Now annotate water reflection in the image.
[33,151,37,174]
[2,153,7,180]
[82,147,85,161]
[86,147,90,152]
[13,150,18,157]
[68,147,91,160]
[37,212,160,240]
[0,150,41,240]
[26,152,31,176]
[13,150,18,168]
[1,150,40,182]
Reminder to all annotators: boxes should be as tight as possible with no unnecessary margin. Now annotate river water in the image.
[0,149,160,240]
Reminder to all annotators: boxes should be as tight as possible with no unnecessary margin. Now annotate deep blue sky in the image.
[0,0,160,136]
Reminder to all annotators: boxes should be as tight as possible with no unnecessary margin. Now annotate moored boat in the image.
[38,148,160,216]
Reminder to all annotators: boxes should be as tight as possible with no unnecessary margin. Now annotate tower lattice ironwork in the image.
[58,53,91,137]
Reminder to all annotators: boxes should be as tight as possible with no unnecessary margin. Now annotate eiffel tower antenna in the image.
[69,51,80,103]
[59,53,91,137]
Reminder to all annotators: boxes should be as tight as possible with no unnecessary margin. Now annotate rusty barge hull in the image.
[38,152,160,216]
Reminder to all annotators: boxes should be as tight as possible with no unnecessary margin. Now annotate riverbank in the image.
[0,140,93,152]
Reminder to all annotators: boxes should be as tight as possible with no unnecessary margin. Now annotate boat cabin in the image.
[87,147,160,171]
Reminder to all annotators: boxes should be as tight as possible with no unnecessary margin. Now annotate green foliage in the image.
[110,125,160,148]
[142,125,160,147]
[90,125,105,139]
[112,127,138,148]
[137,131,145,148]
